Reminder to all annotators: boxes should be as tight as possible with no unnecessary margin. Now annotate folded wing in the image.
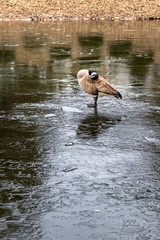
[94,76,121,97]
[79,74,122,99]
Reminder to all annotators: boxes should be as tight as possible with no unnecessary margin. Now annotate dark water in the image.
[0,21,160,240]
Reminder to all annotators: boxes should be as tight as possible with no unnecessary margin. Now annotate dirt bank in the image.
[1,0,160,21]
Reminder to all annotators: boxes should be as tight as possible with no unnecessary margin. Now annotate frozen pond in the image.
[0,21,160,239]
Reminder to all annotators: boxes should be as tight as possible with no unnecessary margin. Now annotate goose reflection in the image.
[76,109,121,139]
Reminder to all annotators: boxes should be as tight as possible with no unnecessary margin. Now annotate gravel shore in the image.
[1,0,160,21]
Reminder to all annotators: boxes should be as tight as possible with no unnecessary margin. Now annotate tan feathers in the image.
[77,69,119,97]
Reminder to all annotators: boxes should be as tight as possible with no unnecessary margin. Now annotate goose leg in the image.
[87,96,98,108]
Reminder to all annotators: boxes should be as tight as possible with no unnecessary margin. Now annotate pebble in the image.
[94,209,100,212]
[65,142,74,146]
[1,0,160,21]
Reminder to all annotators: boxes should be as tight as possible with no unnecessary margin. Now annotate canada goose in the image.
[77,69,122,108]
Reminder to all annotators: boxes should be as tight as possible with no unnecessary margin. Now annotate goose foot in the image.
[87,103,97,108]
[87,96,98,108]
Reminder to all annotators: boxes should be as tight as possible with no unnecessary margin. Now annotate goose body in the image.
[77,69,122,107]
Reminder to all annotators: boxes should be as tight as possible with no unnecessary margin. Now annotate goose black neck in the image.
[89,70,97,75]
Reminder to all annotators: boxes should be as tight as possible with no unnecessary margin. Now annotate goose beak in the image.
[114,91,122,99]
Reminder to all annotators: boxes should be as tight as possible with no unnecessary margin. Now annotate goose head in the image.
[89,70,99,80]
[77,69,99,82]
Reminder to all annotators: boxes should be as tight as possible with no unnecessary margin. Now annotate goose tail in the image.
[113,91,122,99]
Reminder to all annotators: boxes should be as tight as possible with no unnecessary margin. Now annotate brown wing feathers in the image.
[77,69,122,99]
[83,75,117,96]
[94,76,117,95]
